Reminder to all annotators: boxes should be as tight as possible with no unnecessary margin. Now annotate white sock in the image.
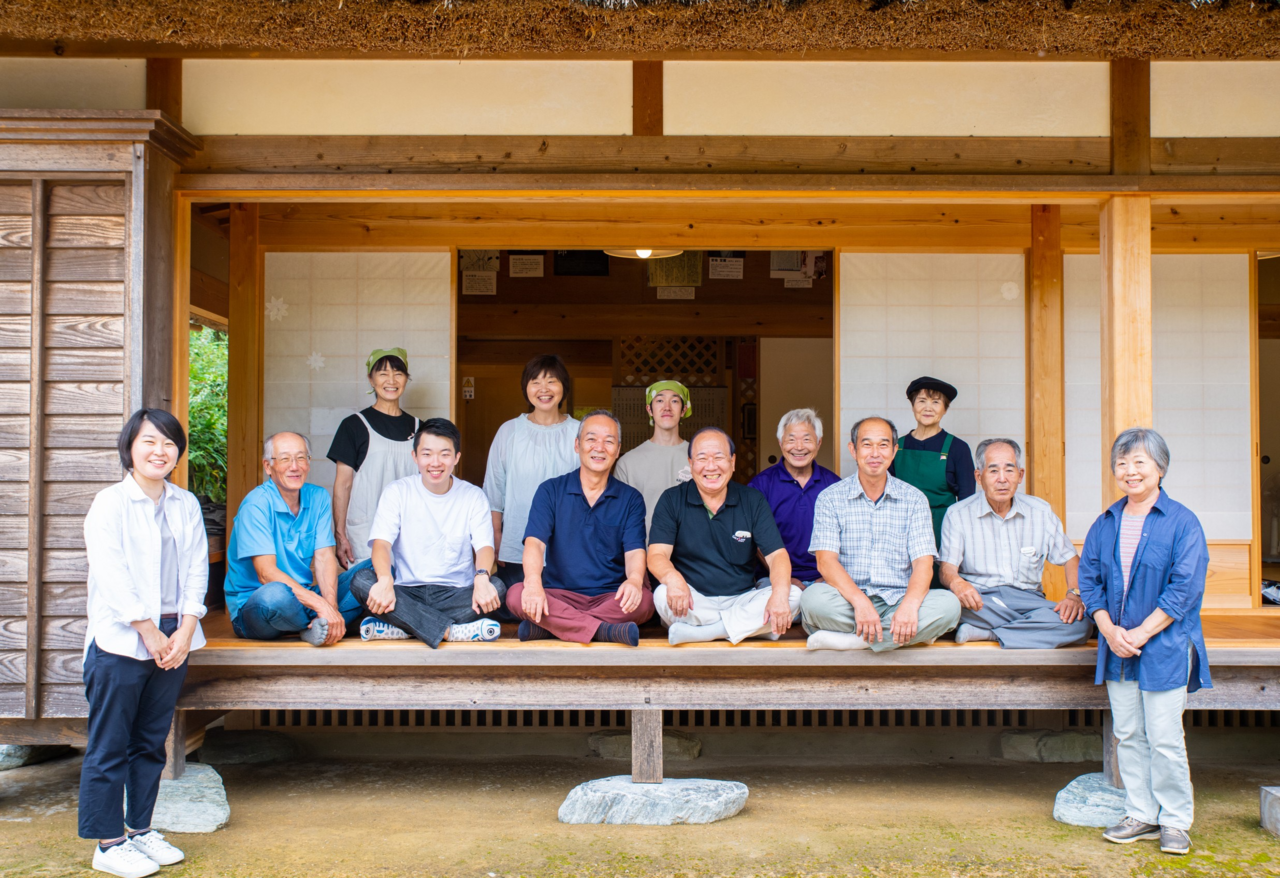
[300,617,329,646]
[954,623,993,644]
[806,630,870,650]
[667,621,728,645]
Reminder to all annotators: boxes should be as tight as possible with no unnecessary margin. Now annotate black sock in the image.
[593,622,639,647]
[518,619,553,642]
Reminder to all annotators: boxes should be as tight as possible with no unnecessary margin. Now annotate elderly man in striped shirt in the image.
[940,438,1092,649]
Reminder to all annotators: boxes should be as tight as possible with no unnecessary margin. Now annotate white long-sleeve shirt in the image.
[483,414,580,564]
[83,476,209,660]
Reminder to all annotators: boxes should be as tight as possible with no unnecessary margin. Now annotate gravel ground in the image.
[1,752,1277,877]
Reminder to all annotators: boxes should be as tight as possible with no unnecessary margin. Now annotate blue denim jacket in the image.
[1077,490,1212,693]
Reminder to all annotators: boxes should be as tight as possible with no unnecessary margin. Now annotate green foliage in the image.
[188,326,228,503]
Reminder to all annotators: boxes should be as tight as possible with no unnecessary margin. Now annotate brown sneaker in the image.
[1103,816,1161,844]
[1160,827,1191,855]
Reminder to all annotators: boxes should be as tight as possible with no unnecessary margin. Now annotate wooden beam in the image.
[145,59,182,125]
[458,303,832,340]
[1110,59,1151,177]
[1025,205,1067,601]
[171,191,191,489]
[190,268,229,320]
[630,708,663,783]
[226,204,262,522]
[1099,195,1153,505]
[632,62,663,137]
[25,180,47,720]
[1251,252,1262,608]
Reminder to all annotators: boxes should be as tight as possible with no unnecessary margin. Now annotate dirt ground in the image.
[1,753,1277,878]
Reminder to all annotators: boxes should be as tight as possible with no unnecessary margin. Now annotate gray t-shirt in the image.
[614,439,692,537]
[155,494,179,615]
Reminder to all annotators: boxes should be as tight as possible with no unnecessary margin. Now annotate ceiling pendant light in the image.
[603,248,684,260]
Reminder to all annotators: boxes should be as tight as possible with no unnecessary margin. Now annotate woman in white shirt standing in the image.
[79,409,208,878]
[484,355,580,590]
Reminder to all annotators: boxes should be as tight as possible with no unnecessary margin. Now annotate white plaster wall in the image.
[1152,62,1280,137]
[263,252,453,492]
[0,59,146,110]
[1063,254,1251,540]
[666,62,1109,136]
[183,60,632,135]
[838,253,1026,477]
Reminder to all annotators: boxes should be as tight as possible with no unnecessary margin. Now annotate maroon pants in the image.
[505,582,654,644]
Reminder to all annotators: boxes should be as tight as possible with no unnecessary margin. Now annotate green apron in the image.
[894,432,955,548]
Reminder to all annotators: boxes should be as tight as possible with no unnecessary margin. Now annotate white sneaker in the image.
[806,630,870,650]
[360,618,410,641]
[92,841,158,878]
[128,831,184,866]
[444,619,501,642]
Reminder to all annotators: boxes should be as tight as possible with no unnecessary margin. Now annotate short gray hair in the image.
[850,416,898,445]
[975,438,1023,470]
[777,408,824,442]
[1110,427,1170,477]
[263,431,312,461]
[577,409,622,440]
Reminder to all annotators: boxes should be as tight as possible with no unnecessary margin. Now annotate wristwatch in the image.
[1068,588,1081,597]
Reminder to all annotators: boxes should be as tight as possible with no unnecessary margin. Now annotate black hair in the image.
[118,408,187,471]
[413,417,462,454]
[520,354,571,411]
[687,425,736,457]
[368,355,410,378]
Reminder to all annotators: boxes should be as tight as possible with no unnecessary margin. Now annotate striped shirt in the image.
[1119,512,1146,594]
[940,492,1077,592]
[808,473,936,604]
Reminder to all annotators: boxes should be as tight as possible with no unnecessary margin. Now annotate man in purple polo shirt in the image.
[748,408,840,588]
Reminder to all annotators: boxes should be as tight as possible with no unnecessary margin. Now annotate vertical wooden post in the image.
[171,198,191,489]
[24,180,47,720]
[1110,59,1150,176]
[632,61,663,136]
[1025,205,1067,600]
[226,204,263,521]
[146,59,183,125]
[1099,195,1153,505]
[162,710,187,780]
[630,708,663,784]
[1251,251,1263,608]
[1102,710,1124,789]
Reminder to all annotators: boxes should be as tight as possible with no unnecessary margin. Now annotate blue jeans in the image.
[232,565,365,640]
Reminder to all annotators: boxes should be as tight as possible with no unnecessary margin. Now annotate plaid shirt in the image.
[808,473,936,603]
[939,492,1077,592]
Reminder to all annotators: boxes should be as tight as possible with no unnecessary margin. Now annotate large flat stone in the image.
[198,729,298,765]
[559,775,747,825]
[151,763,230,833]
[1001,730,1103,764]
[1263,786,1280,838]
[0,744,72,771]
[1053,772,1126,828]
[586,729,701,762]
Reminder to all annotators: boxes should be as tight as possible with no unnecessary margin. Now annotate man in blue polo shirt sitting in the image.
[749,408,840,589]
[225,432,363,646]
[505,410,652,646]
[648,426,798,646]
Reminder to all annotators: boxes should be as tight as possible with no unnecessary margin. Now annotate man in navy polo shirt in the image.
[506,410,652,646]
[648,427,798,646]
[749,408,839,589]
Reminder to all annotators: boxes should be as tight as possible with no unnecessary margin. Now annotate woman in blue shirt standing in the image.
[1078,427,1210,857]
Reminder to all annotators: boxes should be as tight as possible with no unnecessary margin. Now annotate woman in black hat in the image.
[890,377,976,553]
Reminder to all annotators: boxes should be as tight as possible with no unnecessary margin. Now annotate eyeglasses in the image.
[268,455,311,466]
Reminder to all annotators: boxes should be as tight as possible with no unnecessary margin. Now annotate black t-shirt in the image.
[889,429,977,501]
[648,480,786,597]
[326,407,419,472]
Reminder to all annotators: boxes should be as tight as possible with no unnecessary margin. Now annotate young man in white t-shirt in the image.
[349,418,504,646]
[614,380,693,537]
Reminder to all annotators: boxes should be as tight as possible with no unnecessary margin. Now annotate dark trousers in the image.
[350,566,508,648]
[78,618,187,840]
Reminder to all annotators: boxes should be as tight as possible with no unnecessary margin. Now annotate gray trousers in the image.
[800,584,961,652]
[1107,680,1194,829]
[350,566,506,649]
[962,585,1092,649]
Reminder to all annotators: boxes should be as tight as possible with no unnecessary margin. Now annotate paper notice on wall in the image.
[462,271,497,295]
[459,249,500,272]
[784,277,813,288]
[462,376,475,400]
[657,286,696,299]
[709,256,744,280]
[509,253,545,277]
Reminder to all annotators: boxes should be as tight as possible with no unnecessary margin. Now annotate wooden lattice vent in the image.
[615,336,724,387]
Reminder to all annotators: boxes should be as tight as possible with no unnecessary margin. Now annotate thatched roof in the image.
[2,0,1279,59]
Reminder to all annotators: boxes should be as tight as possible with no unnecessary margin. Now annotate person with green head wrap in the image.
[615,379,694,538]
[326,348,420,568]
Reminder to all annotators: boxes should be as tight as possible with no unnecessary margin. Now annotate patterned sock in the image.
[592,622,640,647]
[518,619,554,642]
[99,836,128,852]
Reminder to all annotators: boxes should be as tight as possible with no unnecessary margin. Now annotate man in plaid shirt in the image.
[800,416,961,651]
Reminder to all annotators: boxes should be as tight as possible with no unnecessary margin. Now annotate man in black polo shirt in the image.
[647,426,797,646]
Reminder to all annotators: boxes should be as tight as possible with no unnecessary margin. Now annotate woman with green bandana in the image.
[889,376,976,558]
[327,348,420,567]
